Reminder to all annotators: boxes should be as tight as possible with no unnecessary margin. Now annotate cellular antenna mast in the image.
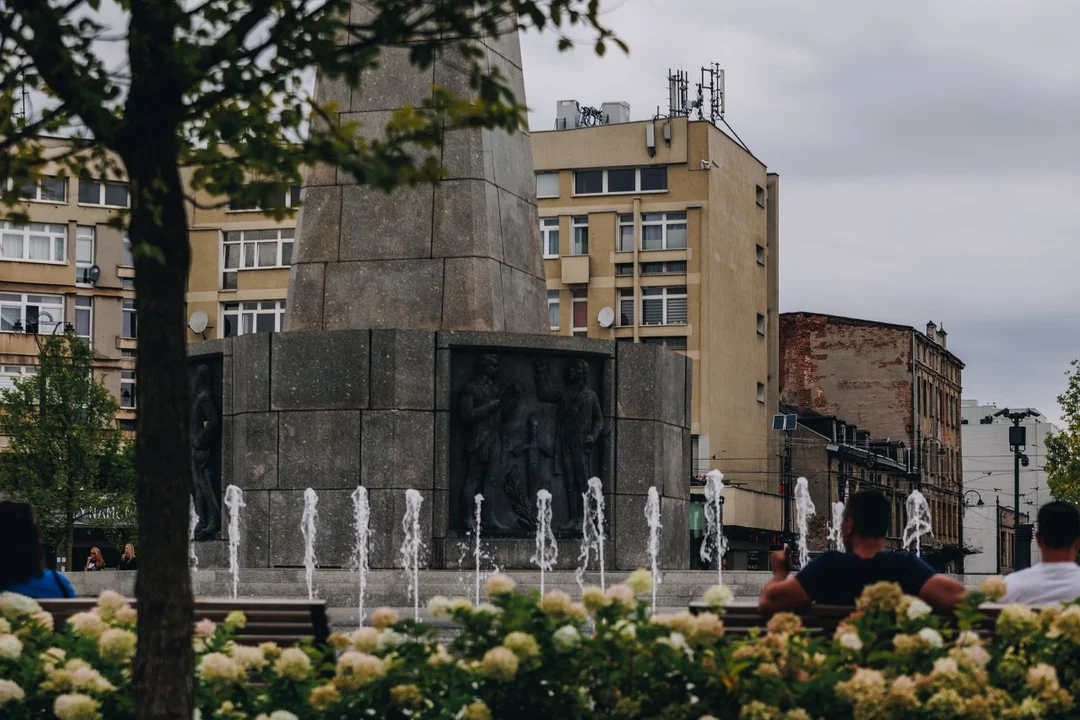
[696,63,725,124]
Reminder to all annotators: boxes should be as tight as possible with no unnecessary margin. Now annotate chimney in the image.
[925,321,937,344]
[937,325,947,349]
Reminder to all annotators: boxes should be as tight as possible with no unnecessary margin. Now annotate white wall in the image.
[961,400,1059,573]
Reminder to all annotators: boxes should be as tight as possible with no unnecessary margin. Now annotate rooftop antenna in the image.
[695,63,725,124]
[666,69,691,117]
[15,71,32,123]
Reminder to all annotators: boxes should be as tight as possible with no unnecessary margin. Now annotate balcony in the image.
[560,255,590,285]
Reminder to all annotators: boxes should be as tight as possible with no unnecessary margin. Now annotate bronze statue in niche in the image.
[451,351,605,536]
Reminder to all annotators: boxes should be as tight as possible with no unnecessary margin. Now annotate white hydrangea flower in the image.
[0,592,41,619]
[905,598,932,620]
[918,627,944,649]
[0,634,22,660]
[838,632,863,651]
[0,678,25,706]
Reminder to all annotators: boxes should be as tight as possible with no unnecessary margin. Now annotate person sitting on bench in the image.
[1003,501,1080,605]
[759,489,966,614]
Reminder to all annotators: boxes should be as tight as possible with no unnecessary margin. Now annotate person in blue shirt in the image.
[759,489,966,613]
[0,499,76,599]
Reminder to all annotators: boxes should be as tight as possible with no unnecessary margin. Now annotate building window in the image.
[756,185,765,207]
[571,216,589,256]
[75,226,95,285]
[641,336,687,350]
[122,299,137,339]
[641,212,687,251]
[757,382,766,403]
[547,291,560,330]
[121,371,136,409]
[122,231,134,267]
[618,288,634,327]
[571,289,588,336]
[78,178,130,207]
[617,213,634,252]
[573,167,668,196]
[0,293,64,334]
[756,244,766,266]
[757,313,765,336]
[535,172,559,198]
[221,300,287,337]
[615,263,634,276]
[540,218,559,258]
[639,261,687,275]
[227,184,301,212]
[641,286,687,326]
[121,278,134,289]
[14,176,67,203]
[0,220,66,264]
[221,228,295,289]
[75,297,92,348]
[0,365,37,391]
[121,349,136,359]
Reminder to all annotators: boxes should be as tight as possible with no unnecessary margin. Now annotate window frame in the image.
[76,226,95,285]
[641,336,687,350]
[0,220,67,265]
[226,185,302,213]
[121,231,134,267]
[221,228,295,290]
[640,211,687,251]
[535,172,560,199]
[221,300,287,338]
[121,299,137,340]
[756,184,766,208]
[0,292,64,334]
[571,288,588,336]
[121,370,136,410]
[616,213,635,253]
[571,216,589,256]
[547,290,560,331]
[639,260,687,276]
[618,288,634,327]
[757,382,766,404]
[540,217,560,259]
[75,296,93,348]
[572,167,669,197]
[11,176,68,204]
[757,313,766,336]
[640,286,687,327]
[756,244,766,267]
[0,365,38,391]
[77,178,130,208]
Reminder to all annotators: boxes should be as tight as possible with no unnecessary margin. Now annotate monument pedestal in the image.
[191,331,691,571]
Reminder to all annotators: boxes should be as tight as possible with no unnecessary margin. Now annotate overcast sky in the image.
[521,0,1079,427]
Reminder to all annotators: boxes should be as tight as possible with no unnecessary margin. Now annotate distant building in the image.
[961,400,1058,573]
[531,103,780,491]
[779,313,965,567]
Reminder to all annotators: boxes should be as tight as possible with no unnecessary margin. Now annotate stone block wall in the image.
[193,329,692,571]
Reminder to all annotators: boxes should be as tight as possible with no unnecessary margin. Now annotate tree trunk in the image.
[65,509,73,572]
[123,4,194,718]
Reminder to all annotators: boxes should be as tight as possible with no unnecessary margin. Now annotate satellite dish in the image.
[597,306,615,328]
[188,310,209,335]
[88,265,101,285]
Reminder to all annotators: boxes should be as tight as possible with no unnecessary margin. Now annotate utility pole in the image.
[995,495,1001,575]
[994,408,1038,571]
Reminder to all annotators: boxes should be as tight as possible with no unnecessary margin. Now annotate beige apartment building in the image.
[0,139,289,426]
[531,108,780,487]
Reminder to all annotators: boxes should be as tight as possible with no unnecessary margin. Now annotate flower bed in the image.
[0,571,1078,719]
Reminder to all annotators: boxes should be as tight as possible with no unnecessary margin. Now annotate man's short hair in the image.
[844,490,890,538]
[1037,501,1080,549]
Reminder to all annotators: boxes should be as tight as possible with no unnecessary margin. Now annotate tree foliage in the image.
[0,333,135,563]
[1047,359,1080,505]
[0,1,619,718]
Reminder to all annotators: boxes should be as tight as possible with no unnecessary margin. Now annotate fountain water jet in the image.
[903,489,933,556]
[829,501,845,550]
[350,486,371,625]
[223,485,245,600]
[189,496,200,574]
[645,487,662,613]
[301,488,319,600]
[531,490,557,595]
[400,489,425,621]
[699,470,728,586]
[794,477,815,568]
[472,494,484,605]
[575,478,606,591]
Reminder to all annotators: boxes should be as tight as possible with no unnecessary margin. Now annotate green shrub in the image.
[0,573,1078,719]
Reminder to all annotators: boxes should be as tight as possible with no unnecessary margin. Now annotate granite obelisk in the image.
[286,16,549,334]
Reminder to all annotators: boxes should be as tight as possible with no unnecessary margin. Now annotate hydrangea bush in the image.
[1,573,1079,719]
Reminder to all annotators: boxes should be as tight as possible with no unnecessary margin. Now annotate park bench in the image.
[37,597,330,647]
[689,601,1007,637]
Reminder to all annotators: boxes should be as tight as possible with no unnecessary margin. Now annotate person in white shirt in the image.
[1003,501,1080,606]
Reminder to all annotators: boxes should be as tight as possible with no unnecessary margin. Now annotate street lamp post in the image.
[994,408,1039,571]
[959,489,985,575]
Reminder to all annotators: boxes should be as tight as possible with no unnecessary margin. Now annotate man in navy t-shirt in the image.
[759,489,967,613]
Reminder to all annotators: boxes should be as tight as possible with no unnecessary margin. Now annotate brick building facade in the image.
[779,313,964,566]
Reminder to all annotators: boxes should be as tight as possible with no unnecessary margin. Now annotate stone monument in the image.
[190,7,693,574]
